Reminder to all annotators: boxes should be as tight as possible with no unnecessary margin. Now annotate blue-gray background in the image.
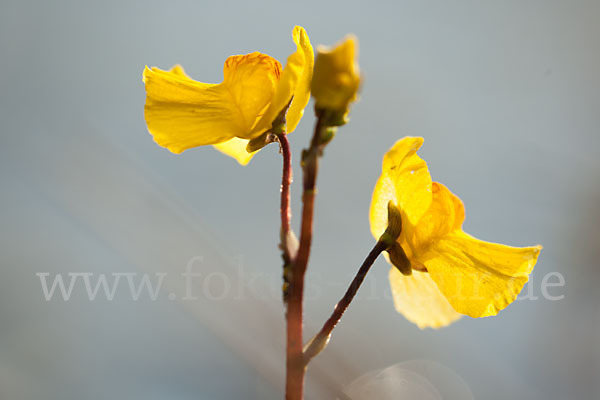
[1,0,599,399]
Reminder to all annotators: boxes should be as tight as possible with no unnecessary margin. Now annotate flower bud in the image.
[311,35,360,122]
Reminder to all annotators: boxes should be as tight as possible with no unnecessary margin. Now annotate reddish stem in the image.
[285,116,324,400]
[303,240,387,364]
[276,133,293,264]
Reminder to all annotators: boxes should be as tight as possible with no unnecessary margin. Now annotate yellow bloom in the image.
[311,35,360,118]
[370,137,542,329]
[143,26,314,165]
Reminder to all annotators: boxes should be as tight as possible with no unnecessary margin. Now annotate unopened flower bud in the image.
[311,35,360,124]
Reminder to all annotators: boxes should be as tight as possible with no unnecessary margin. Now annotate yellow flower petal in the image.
[168,64,195,81]
[213,138,257,166]
[369,137,432,241]
[389,267,462,329]
[311,35,361,112]
[422,231,542,318]
[222,53,283,139]
[285,26,314,133]
[251,26,314,136]
[143,53,281,153]
[409,182,465,256]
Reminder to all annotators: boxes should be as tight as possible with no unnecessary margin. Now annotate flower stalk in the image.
[277,132,299,302]
[285,110,331,400]
[277,133,292,246]
[303,202,401,364]
[303,239,387,364]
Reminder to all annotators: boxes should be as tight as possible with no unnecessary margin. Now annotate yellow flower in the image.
[142,26,314,165]
[369,137,542,329]
[311,35,360,118]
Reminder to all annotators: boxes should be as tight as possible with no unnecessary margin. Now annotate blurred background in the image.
[1,0,599,398]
